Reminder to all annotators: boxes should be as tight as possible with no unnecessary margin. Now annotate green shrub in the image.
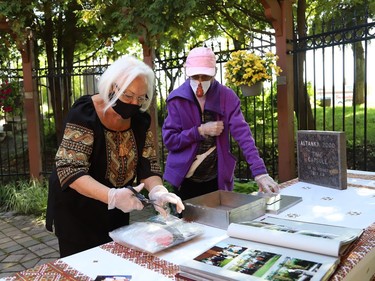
[233,180,259,194]
[0,178,48,218]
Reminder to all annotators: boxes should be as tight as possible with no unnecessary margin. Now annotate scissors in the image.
[126,185,163,208]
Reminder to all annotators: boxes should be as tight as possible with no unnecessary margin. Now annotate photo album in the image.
[178,216,363,281]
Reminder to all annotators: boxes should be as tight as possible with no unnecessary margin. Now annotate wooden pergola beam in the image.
[139,36,160,165]
[1,19,42,180]
[261,0,283,36]
[260,0,296,182]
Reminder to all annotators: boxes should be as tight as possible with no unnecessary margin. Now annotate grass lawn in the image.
[314,104,375,145]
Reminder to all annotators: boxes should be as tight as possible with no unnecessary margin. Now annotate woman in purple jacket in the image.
[162,47,279,201]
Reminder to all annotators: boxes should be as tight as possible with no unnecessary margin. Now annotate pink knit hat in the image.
[185,47,216,77]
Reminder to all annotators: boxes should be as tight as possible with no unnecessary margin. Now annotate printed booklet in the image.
[178,216,363,281]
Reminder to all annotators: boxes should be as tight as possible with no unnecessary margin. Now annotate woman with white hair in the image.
[46,56,184,257]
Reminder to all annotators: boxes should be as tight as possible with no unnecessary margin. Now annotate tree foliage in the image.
[304,0,373,106]
[306,0,374,32]
[1,0,276,65]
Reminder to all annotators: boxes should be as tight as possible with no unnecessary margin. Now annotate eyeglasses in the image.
[113,84,149,105]
[122,92,149,105]
[190,75,213,81]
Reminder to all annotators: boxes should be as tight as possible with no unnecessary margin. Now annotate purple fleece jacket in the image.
[162,79,267,191]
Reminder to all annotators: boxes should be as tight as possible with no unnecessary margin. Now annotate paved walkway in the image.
[0,208,155,279]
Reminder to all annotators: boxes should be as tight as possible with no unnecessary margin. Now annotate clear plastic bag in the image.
[109,214,204,254]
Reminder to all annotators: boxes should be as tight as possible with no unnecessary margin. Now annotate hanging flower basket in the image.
[240,82,262,97]
[224,50,282,96]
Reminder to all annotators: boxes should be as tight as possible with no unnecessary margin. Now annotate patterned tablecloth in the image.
[5,227,375,281]
[331,222,375,281]
[4,172,375,281]
[4,260,92,281]
[277,171,375,281]
[4,242,187,281]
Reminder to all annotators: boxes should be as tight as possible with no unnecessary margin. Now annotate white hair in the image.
[97,55,155,112]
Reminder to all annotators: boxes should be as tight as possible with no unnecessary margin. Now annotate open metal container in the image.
[182,190,266,229]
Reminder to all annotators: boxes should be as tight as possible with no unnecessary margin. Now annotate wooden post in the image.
[139,37,160,164]
[1,20,43,180]
[21,30,42,180]
[261,0,296,182]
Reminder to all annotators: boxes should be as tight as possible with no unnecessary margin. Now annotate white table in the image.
[4,170,375,281]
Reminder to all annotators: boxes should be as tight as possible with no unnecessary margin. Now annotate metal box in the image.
[182,191,266,229]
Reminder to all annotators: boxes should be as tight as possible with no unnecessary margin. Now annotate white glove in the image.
[254,174,279,194]
[108,183,145,212]
[199,121,224,137]
[149,185,185,217]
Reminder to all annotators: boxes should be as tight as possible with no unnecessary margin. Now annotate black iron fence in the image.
[0,14,374,183]
[293,15,375,171]
[0,65,28,180]
[0,36,279,182]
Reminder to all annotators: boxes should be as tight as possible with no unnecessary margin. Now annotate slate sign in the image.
[297,130,347,189]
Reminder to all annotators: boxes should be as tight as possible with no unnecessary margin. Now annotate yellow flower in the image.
[224,50,282,87]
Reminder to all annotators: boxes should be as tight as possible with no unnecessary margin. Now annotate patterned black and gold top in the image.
[55,111,161,189]
[46,95,161,248]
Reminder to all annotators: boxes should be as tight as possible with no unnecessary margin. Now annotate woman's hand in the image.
[149,185,185,217]
[108,183,145,212]
[199,121,224,137]
[254,174,279,194]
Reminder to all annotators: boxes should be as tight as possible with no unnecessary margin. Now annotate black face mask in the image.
[112,99,141,119]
